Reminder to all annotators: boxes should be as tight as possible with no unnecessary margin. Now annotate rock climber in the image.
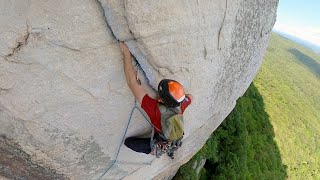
[119,42,193,154]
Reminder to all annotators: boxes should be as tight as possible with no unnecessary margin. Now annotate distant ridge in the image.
[273,30,320,54]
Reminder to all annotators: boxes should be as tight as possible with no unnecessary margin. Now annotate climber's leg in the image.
[124,137,151,154]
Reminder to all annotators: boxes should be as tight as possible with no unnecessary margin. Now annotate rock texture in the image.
[0,0,278,179]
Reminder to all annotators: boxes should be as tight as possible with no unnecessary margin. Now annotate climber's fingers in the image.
[119,42,131,57]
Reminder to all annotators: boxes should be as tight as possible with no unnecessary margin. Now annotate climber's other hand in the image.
[119,42,131,57]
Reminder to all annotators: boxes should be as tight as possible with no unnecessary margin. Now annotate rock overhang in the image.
[0,0,278,179]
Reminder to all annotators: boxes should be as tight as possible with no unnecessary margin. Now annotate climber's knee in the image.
[124,137,134,148]
[124,137,151,154]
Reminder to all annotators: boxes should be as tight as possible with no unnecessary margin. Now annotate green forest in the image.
[174,33,320,179]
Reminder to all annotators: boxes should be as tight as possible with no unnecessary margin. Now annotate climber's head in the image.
[158,79,185,108]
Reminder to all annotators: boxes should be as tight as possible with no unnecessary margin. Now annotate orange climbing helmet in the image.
[158,79,185,108]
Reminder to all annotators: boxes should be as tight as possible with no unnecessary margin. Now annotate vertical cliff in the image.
[0,0,278,179]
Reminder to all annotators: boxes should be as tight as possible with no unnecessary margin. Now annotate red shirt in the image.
[141,94,192,133]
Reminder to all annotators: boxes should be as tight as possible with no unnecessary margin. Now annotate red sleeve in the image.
[180,95,192,113]
[141,94,162,132]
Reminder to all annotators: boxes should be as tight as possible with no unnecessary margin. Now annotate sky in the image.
[273,0,320,46]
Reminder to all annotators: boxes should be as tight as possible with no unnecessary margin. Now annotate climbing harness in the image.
[150,136,183,159]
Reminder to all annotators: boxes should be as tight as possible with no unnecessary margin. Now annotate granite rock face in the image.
[0,0,278,179]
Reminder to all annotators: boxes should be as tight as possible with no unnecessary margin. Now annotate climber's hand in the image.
[121,41,147,104]
[119,42,131,58]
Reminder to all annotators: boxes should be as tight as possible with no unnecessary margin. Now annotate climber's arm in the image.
[120,42,147,104]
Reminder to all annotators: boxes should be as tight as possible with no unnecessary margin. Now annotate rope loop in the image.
[99,100,155,179]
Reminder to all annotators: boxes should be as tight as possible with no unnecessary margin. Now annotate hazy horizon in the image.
[273,0,320,48]
[273,30,320,54]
